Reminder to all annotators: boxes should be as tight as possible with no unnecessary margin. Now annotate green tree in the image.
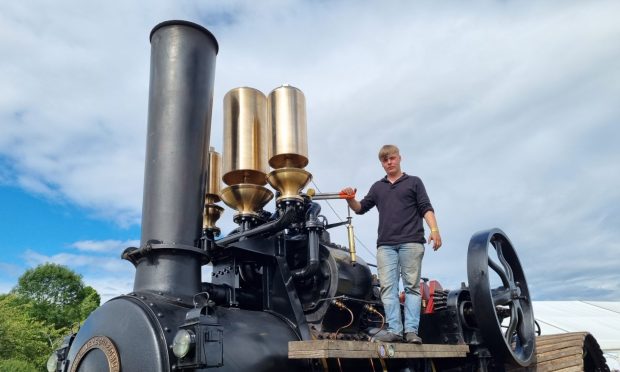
[0,358,37,372]
[12,263,100,329]
[2,264,101,370]
[0,294,62,370]
[79,285,101,320]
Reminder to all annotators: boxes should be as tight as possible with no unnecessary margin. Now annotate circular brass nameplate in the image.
[70,336,120,372]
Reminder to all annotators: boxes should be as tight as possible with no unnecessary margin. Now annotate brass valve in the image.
[363,304,381,316]
[332,300,347,310]
[347,207,357,264]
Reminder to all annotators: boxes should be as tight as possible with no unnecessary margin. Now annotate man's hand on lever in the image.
[340,187,361,213]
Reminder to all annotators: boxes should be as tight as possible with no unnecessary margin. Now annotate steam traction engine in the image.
[48,21,609,372]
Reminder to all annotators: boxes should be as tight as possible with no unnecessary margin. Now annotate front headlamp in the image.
[172,329,195,358]
[46,351,58,372]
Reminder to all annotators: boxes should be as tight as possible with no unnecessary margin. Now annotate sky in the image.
[0,1,619,304]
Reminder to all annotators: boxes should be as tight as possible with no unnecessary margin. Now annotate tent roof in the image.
[534,301,620,349]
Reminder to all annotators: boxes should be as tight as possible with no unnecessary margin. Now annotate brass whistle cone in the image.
[220,184,274,218]
[267,168,312,202]
[202,204,224,235]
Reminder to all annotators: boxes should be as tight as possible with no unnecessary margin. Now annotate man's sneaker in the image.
[371,331,402,343]
[405,332,422,344]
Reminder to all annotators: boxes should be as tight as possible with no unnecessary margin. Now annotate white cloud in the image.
[0,281,13,294]
[0,262,22,294]
[82,275,134,304]
[23,250,131,272]
[71,239,140,253]
[0,262,22,277]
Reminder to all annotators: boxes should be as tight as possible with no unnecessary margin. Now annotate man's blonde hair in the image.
[378,144,400,161]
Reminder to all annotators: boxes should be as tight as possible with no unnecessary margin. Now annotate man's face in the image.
[380,152,401,177]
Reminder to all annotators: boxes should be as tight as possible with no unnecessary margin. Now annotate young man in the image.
[342,144,442,344]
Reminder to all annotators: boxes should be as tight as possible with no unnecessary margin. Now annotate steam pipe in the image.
[292,202,321,278]
[201,282,261,307]
[133,21,218,298]
[216,206,297,246]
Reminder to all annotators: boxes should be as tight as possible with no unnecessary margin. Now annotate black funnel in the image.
[134,20,218,298]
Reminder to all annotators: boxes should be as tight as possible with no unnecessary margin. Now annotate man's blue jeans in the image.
[377,242,425,335]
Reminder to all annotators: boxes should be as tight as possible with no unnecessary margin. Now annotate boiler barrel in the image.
[65,296,310,371]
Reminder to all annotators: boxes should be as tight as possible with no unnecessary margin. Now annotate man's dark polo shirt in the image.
[357,173,434,246]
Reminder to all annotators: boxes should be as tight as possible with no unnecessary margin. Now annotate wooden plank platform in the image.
[288,340,469,359]
[290,332,609,371]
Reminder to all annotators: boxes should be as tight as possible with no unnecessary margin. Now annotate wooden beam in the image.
[288,340,469,359]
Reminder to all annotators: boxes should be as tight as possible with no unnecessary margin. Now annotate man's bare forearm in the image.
[346,198,362,213]
[423,210,438,231]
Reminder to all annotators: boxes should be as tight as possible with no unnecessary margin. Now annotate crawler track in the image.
[507,332,610,372]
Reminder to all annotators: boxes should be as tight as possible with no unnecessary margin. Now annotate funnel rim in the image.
[150,20,219,54]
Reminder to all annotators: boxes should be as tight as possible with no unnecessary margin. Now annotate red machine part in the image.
[424,280,443,314]
[399,280,443,314]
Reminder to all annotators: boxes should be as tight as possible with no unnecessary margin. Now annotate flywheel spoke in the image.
[495,239,515,283]
[515,305,531,350]
[489,257,510,287]
[504,304,519,345]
